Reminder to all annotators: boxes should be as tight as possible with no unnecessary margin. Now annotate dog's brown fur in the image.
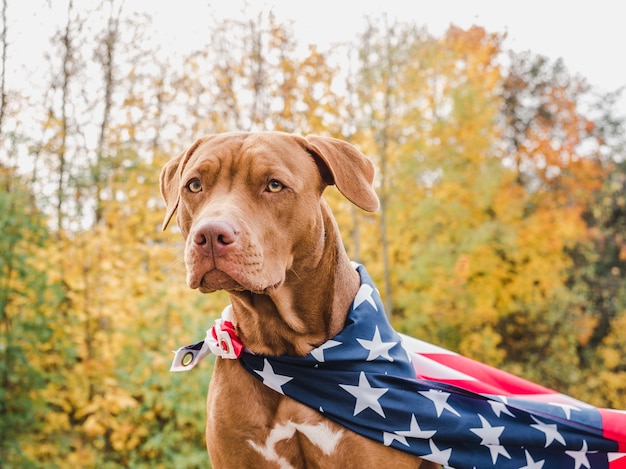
[161,132,437,468]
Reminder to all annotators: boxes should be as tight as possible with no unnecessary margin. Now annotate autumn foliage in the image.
[1,4,625,468]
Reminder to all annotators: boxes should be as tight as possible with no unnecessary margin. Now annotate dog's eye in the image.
[186,179,202,193]
[266,180,283,193]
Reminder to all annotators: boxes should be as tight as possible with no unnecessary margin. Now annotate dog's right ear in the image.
[159,138,206,231]
[302,135,380,212]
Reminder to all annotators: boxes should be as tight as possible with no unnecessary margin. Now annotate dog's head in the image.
[160,131,379,294]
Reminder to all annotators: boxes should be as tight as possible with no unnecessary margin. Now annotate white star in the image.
[488,396,515,418]
[423,439,452,466]
[469,414,511,463]
[530,416,566,447]
[310,340,342,362]
[395,414,437,440]
[608,452,626,462]
[353,284,377,310]
[566,440,593,469]
[547,402,581,419]
[519,449,545,469]
[383,431,409,447]
[253,359,293,395]
[357,326,397,361]
[420,389,460,417]
[339,371,388,417]
[469,414,505,443]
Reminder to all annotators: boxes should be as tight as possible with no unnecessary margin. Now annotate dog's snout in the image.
[192,220,239,255]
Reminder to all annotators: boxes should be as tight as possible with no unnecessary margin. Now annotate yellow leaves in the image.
[79,387,141,451]
[83,414,107,437]
[111,421,148,452]
[597,312,626,370]
[77,383,138,419]
[108,388,139,414]
[584,370,626,409]
[458,327,506,367]
[601,348,622,370]
[44,408,71,432]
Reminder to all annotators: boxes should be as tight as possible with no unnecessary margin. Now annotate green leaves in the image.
[0,172,66,467]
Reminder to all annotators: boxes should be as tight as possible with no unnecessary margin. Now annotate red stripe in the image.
[610,455,626,469]
[418,353,555,396]
[601,409,626,452]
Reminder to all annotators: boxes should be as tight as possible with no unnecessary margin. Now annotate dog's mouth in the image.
[193,269,241,293]
[191,268,283,294]
[184,236,286,294]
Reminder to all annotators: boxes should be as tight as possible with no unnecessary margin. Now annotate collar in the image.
[170,305,245,372]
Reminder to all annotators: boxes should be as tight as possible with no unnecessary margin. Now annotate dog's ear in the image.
[159,138,207,230]
[159,151,184,231]
[303,135,380,212]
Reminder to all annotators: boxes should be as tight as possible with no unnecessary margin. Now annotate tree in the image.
[91,0,123,225]
[352,17,435,315]
[30,0,87,234]
[0,0,7,132]
[0,166,69,467]
[388,25,511,362]
[493,51,619,390]
[569,155,626,409]
[171,9,342,137]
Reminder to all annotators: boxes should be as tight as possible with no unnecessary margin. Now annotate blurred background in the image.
[1,1,625,467]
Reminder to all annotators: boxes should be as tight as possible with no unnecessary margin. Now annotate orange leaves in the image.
[453,254,471,283]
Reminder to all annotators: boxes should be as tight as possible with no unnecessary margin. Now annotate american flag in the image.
[172,264,626,468]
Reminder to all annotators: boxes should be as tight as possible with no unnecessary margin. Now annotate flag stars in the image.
[547,402,582,420]
[520,449,545,469]
[608,452,626,463]
[310,340,342,362]
[383,431,409,447]
[353,284,377,311]
[339,371,389,417]
[423,439,452,466]
[530,416,567,447]
[253,359,293,395]
[566,440,593,469]
[395,414,437,440]
[488,396,515,418]
[357,326,397,361]
[383,413,438,450]
[419,389,460,417]
[469,414,511,464]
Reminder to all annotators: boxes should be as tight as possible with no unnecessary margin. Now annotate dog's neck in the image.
[228,202,360,356]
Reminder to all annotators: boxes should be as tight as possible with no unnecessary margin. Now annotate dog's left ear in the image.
[159,137,207,230]
[302,135,380,212]
[159,151,184,231]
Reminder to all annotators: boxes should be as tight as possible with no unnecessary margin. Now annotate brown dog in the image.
[160,132,437,468]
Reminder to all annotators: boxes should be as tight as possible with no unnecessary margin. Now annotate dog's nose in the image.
[192,220,239,256]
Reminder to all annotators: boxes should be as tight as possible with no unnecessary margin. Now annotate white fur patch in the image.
[248,420,344,467]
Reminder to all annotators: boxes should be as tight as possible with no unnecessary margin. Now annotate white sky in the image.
[7,0,626,111]
[150,0,626,114]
